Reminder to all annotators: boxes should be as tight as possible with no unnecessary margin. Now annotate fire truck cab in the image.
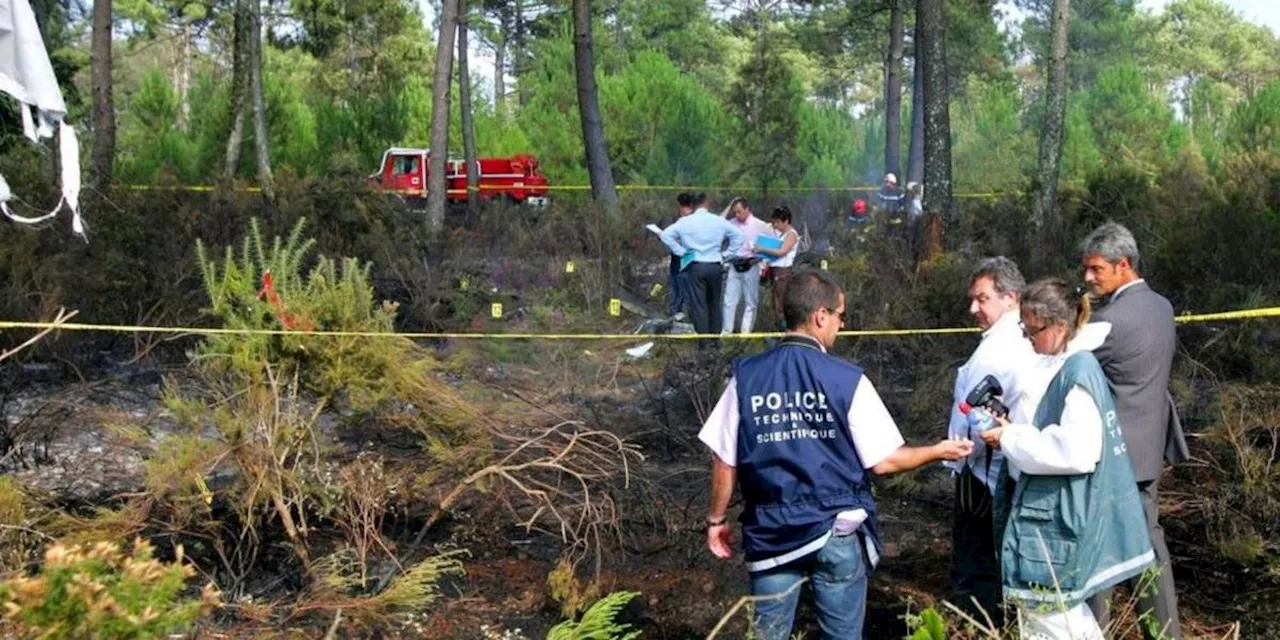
[369,148,550,207]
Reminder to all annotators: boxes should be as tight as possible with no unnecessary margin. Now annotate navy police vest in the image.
[733,335,882,571]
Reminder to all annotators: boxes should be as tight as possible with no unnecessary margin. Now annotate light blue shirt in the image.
[659,209,744,264]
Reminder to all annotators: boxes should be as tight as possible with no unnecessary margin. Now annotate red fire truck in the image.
[368,148,550,207]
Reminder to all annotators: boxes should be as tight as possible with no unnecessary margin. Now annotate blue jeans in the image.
[749,532,869,640]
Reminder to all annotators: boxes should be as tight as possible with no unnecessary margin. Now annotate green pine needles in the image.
[546,590,642,640]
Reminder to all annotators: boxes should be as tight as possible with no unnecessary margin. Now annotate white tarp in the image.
[0,0,83,236]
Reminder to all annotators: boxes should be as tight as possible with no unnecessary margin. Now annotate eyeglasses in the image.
[823,308,847,324]
[1019,321,1049,338]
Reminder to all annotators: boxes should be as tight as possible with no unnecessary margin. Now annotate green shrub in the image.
[0,538,219,639]
[546,590,642,640]
[906,606,947,640]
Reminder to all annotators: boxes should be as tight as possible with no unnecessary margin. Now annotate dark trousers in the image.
[667,255,690,316]
[686,262,724,347]
[1088,479,1182,639]
[950,471,1004,627]
[769,266,792,330]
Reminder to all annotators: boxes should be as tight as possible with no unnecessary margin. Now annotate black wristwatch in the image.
[706,514,728,527]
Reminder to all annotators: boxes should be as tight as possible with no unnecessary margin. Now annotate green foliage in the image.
[1085,64,1185,175]
[951,75,1034,191]
[117,68,200,182]
[905,606,947,640]
[797,104,868,188]
[194,217,480,436]
[600,51,733,185]
[728,44,806,191]
[0,539,219,640]
[546,590,642,640]
[1228,81,1280,153]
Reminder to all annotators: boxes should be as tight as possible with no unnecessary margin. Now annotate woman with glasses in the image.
[975,279,1154,640]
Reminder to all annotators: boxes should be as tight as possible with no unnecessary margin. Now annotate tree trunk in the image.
[917,0,951,268]
[458,0,479,213]
[908,62,925,185]
[249,0,273,199]
[1032,0,1070,232]
[224,0,251,179]
[515,0,527,107]
[494,10,508,118]
[426,0,460,230]
[90,0,114,195]
[754,6,769,194]
[1184,72,1194,141]
[572,0,619,215]
[178,21,191,130]
[884,0,904,179]
[907,18,925,186]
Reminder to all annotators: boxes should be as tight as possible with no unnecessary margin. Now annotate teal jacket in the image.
[995,351,1155,609]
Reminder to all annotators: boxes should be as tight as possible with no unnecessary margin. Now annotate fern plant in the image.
[907,607,947,640]
[546,590,642,640]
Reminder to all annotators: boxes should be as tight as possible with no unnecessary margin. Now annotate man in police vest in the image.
[699,269,974,639]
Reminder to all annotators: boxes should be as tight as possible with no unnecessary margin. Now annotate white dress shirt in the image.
[946,310,1040,493]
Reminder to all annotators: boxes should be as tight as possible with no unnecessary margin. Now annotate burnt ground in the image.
[0,342,1262,639]
[410,343,1254,640]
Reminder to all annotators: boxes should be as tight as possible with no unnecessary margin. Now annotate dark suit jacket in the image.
[1090,280,1190,483]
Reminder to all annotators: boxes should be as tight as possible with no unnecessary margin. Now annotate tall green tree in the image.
[884,0,905,178]
[918,0,952,263]
[1032,0,1070,231]
[458,0,480,212]
[91,0,115,194]
[572,0,619,215]
[428,0,461,229]
[908,16,925,185]
[728,43,804,194]
[249,0,273,198]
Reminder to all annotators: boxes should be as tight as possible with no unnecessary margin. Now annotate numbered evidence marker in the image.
[491,302,503,318]
[609,298,622,316]
[649,283,664,297]
[820,259,829,271]
[565,260,576,274]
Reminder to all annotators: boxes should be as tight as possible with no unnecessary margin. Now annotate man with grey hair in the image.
[1080,221,1188,639]
[946,256,1038,625]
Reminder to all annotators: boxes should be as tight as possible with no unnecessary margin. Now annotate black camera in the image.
[959,374,1009,419]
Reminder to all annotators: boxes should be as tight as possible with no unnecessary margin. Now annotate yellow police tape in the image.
[2,307,1277,341]
[122,183,1020,198]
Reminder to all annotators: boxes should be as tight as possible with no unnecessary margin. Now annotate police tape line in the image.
[2,307,1277,341]
[121,183,1021,199]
